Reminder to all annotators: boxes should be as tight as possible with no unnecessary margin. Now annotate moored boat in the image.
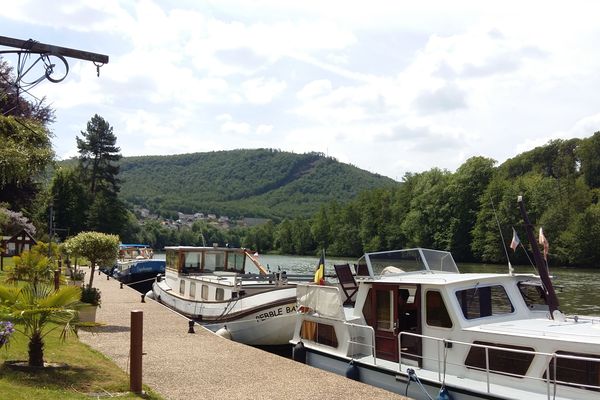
[111,244,165,293]
[150,245,312,345]
[290,198,600,399]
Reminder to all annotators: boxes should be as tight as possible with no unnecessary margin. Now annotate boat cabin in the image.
[165,246,251,275]
[119,244,153,260]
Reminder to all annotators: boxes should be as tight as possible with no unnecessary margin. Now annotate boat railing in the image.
[344,322,377,365]
[398,331,600,397]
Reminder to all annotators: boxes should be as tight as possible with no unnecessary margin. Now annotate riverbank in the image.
[78,267,409,399]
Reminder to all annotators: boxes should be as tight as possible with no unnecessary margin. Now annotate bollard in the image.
[141,293,146,303]
[130,310,143,394]
[188,320,195,333]
[107,274,110,280]
[120,282,123,289]
[54,269,60,290]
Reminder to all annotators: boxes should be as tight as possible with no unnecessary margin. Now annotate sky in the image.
[2,1,600,180]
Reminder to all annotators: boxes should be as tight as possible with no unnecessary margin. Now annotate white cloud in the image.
[3,0,600,180]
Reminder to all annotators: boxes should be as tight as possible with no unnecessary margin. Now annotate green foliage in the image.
[6,249,53,289]
[0,284,80,367]
[116,149,397,219]
[80,285,101,306]
[64,232,119,287]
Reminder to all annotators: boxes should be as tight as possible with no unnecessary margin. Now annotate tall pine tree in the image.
[75,114,126,235]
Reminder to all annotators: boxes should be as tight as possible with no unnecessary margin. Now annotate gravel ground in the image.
[77,268,409,400]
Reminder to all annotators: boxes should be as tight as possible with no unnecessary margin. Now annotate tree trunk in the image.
[28,331,44,367]
[88,260,96,287]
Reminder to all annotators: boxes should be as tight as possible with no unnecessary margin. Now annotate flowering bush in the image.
[0,321,15,349]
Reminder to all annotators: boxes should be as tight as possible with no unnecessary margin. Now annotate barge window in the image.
[545,351,600,391]
[179,280,185,295]
[183,252,201,272]
[227,252,245,272]
[216,288,224,301]
[426,291,453,328]
[455,285,513,320]
[166,250,179,271]
[189,282,196,298]
[201,285,208,300]
[300,321,338,348]
[205,251,225,272]
[465,341,534,377]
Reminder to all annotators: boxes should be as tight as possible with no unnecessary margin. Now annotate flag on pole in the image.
[510,228,520,251]
[313,251,325,285]
[539,227,550,260]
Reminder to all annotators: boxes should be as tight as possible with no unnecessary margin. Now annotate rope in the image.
[406,368,434,400]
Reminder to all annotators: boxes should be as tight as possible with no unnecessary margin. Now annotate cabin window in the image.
[189,282,196,298]
[465,341,534,377]
[179,280,185,295]
[227,252,245,272]
[455,285,514,320]
[544,351,600,391]
[300,321,338,348]
[201,285,209,300]
[426,291,453,328]
[518,281,549,311]
[215,288,224,301]
[204,251,225,272]
[166,250,179,271]
[183,252,201,272]
[376,290,393,331]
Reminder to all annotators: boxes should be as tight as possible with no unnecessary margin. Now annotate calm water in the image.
[155,252,600,315]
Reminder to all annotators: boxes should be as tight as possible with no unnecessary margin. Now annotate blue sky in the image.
[2,1,600,180]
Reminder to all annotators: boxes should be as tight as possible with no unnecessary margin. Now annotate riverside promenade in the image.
[77,269,409,400]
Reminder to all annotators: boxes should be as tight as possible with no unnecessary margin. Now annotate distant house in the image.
[1,229,37,257]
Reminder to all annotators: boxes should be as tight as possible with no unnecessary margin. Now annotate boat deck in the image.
[77,267,408,400]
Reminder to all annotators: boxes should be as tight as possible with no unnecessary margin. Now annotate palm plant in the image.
[0,284,81,367]
[6,249,54,289]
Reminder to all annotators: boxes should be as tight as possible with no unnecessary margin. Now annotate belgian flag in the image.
[313,251,325,285]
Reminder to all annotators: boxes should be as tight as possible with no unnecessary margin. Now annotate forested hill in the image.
[118,149,398,219]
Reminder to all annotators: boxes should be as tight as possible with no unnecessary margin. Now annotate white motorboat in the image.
[290,198,600,399]
[151,245,311,345]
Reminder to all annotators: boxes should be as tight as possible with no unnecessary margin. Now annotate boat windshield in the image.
[361,248,459,276]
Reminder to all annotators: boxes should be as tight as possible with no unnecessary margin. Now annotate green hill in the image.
[117,149,398,219]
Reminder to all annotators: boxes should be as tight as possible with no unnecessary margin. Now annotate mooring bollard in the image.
[141,293,146,303]
[130,310,143,394]
[106,274,110,280]
[120,282,123,289]
[188,319,195,334]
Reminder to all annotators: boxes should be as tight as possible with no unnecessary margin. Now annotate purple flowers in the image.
[0,321,15,348]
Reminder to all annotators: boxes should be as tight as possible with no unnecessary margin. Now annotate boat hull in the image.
[153,281,297,345]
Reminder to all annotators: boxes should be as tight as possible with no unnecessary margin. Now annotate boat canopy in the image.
[357,248,459,278]
[164,246,254,274]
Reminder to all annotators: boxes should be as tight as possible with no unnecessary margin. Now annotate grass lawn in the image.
[0,256,163,399]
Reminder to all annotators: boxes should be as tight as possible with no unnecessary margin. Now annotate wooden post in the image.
[54,270,60,290]
[0,35,109,64]
[130,310,143,394]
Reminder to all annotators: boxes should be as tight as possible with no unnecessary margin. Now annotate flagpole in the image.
[490,196,512,275]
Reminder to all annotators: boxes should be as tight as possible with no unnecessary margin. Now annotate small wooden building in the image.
[1,229,37,257]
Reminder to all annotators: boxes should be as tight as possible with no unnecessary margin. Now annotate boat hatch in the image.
[358,248,459,277]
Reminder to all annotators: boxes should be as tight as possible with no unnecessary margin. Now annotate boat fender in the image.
[292,341,306,364]
[145,290,155,300]
[437,386,453,400]
[215,326,232,340]
[345,360,360,381]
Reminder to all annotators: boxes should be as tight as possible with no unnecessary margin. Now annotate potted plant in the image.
[69,269,85,287]
[79,285,101,323]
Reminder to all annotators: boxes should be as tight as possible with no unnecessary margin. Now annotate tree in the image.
[0,59,55,210]
[76,114,121,198]
[0,284,80,367]
[6,248,54,289]
[49,167,88,239]
[64,231,120,287]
